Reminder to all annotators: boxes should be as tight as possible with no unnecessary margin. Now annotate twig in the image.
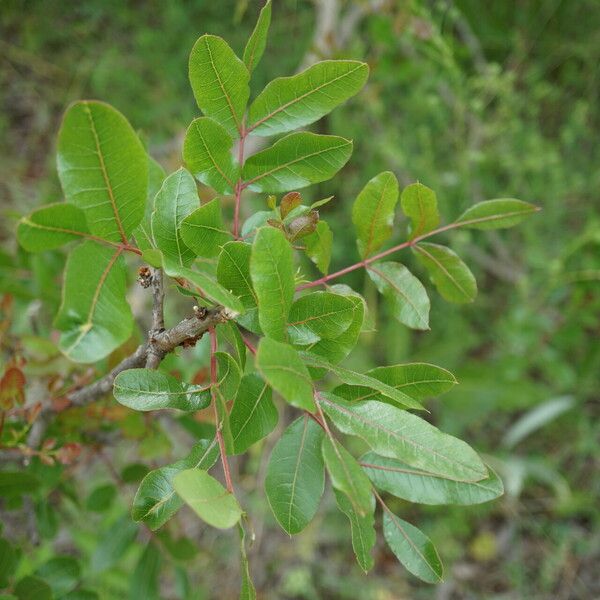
[146,268,165,368]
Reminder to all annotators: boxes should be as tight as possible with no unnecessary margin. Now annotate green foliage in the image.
[4,5,543,596]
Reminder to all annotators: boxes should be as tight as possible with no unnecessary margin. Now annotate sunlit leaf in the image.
[243,0,271,73]
[400,182,440,240]
[456,199,540,230]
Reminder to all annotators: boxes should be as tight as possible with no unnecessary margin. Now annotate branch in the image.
[146,268,165,369]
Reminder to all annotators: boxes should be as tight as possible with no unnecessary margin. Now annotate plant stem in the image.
[209,327,234,493]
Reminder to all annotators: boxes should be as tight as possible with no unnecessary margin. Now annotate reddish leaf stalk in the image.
[209,327,234,493]
[233,120,247,239]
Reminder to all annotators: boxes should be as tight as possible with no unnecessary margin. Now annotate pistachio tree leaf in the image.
[211,352,243,454]
[238,522,257,600]
[322,436,372,517]
[183,117,240,194]
[247,60,368,136]
[188,35,250,137]
[130,543,161,600]
[400,182,440,240]
[304,220,333,274]
[113,368,211,412]
[54,242,132,363]
[250,227,294,341]
[217,241,257,310]
[352,171,399,258]
[17,203,90,252]
[302,354,422,410]
[132,438,219,530]
[265,415,324,534]
[243,0,271,73]
[288,291,355,345]
[230,374,277,455]
[334,362,457,403]
[319,394,487,481]
[173,469,242,529]
[151,168,198,268]
[134,156,166,252]
[57,100,147,242]
[367,262,430,330]
[35,556,80,597]
[361,452,504,505]
[13,576,52,600]
[334,489,376,573]
[383,511,443,583]
[455,198,540,229]
[256,338,315,411]
[90,516,138,573]
[180,198,231,258]
[413,242,477,303]
[163,262,244,314]
[242,133,352,193]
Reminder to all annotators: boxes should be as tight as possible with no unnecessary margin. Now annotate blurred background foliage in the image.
[1,0,599,598]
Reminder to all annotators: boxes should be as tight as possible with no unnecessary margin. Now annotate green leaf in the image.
[455,199,540,230]
[173,469,242,529]
[135,156,167,252]
[57,100,147,242]
[302,354,422,410]
[265,416,325,534]
[164,262,244,314]
[0,538,17,588]
[256,338,315,411]
[90,515,138,572]
[113,368,211,412]
[35,556,80,597]
[322,436,372,517]
[54,242,132,363]
[367,262,430,330]
[288,291,355,345]
[247,60,368,136]
[132,438,219,530]
[151,168,199,268]
[17,203,90,252]
[334,362,457,403]
[183,117,240,194]
[243,0,271,73]
[238,523,256,600]
[362,452,504,505]
[319,394,487,481]
[211,352,243,454]
[352,171,399,258]
[383,511,443,583]
[242,132,352,193]
[14,576,52,600]
[304,220,332,274]
[130,543,161,600]
[250,227,294,341]
[413,242,477,303]
[0,471,40,497]
[86,484,117,512]
[217,241,258,310]
[188,35,250,137]
[180,198,230,258]
[333,490,375,573]
[400,182,440,240]
[62,591,99,600]
[230,374,277,455]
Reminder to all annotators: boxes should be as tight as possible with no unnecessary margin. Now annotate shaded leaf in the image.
[414,242,477,303]
[14,576,52,600]
[173,469,242,529]
[368,262,430,330]
[54,242,132,363]
[130,543,161,600]
[134,155,166,252]
[90,516,138,572]
[230,374,277,455]
[0,472,40,497]
[248,60,368,136]
[304,220,332,274]
[242,132,352,193]
[243,0,271,74]
[57,100,147,242]
[35,556,80,597]
[265,416,324,534]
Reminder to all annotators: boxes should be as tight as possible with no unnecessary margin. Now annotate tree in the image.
[2,1,539,595]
